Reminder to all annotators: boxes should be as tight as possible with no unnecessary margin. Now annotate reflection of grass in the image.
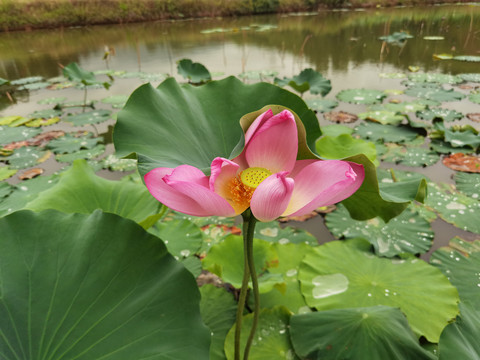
[0,0,474,31]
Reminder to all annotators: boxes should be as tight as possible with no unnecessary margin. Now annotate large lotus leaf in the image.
[290,306,436,360]
[55,144,105,163]
[405,85,465,102]
[257,243,310,313]
[62,62,110,89]
[202,235,284,293]
[200,285,238,360]
[336,89,386,105]
[64,109,112,126]
[5,146,51,169]
[354,122,419,143]
[425,181,480,234]
[0,182,12,199]
[430,237,480,307]
[315,134,378,166]
[380,143,440,167]
[325,204,433,257]
[298,239,459,342]
[224,306,296,360]
[177,58,212,84]
[407,73,463,84]
[416,107,463,122]
[454,172,480,198]
[0,174,59,217]
[148,218,203,258]
[438,302,480,360]
[341,153,427,222]
[254,221,317,246]
[0,164,17,181]
[0,125,42,146]
[26,160,162,227]
[305,98,338,112]
[114,76,320,175]
[275,68,332,96]
[0,209,210,360]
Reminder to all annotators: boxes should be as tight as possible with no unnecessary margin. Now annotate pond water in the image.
[1,4,479,253]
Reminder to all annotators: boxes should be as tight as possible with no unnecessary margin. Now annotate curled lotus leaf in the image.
[177,58,212,84]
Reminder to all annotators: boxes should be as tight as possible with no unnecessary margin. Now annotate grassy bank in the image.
[0,0,475,32]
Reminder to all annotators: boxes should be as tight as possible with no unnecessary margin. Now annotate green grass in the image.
[0,0,473,31]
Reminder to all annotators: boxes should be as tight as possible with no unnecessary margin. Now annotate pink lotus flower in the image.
[145,109,364,222]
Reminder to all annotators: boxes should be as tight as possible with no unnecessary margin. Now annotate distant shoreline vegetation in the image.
[0,0,475,32]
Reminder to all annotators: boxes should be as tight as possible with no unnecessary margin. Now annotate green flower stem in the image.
[233,210,259,360]
[234,211,252,360]
[243,213,259,360]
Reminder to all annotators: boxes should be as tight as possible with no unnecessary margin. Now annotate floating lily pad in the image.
[275,68,332,96]
[424,36,444,40]
[298,239,459,342]
[408,65,420,72]
[0,209,210,359]
[0,181,12,199]
[290,306,436,360]
[336,89,386,105]
[431,237,480,307]
[438,303,480,360]
[442,153,480,172]
[0,125,42,146]
[434,122,480,149]
[371,101,428,113]
[405,85,465,102]
[359,110,405,125]
[354,122,419,143]
[64,109,112,126]
[177,58,212,84]
[325,204,433,257]
[0,165,17,181]
[416,108,463,122]
[424,181,480,234]
[0,115,26,126]
[254,221,317,246]
[10,76,43,85]
[380,143,440,167]
[25,116,61,127]
[324,110,357,123]
[37,96,67,105]
[202,235,283,293]
[454,172,480,198]
[378,32,413,46]
[468,92,480,104]
[319,124,353,137]
[0,174,59,217]
[5,146,51,169]
[224,306,294,360]
[26,160,162,227]
[101,153,137,171]
[316,134,378,166]
[101,94,129,108]
[199,285,237,360]
[55,144,105,163]
[46,132,102,153]
[453,55,480,62]
[18,81,50,91]
[430,140,475,155]
[148,218,203,258]
[238,70,278,80]
[407,73,463,84]
[305,98,338,112]
[459,73,480,83]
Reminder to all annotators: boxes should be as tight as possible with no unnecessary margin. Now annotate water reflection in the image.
[1,5,479,83]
